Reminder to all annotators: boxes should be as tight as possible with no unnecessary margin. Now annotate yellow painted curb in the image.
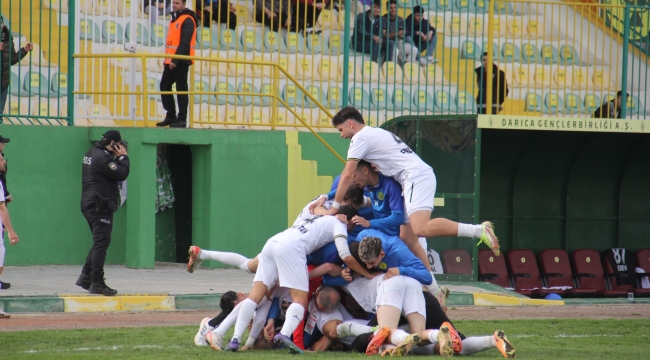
[473,293,564,307]
[63,296,175,312]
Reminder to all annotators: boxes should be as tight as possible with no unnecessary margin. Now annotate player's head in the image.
[388,0,397,17]
[332,106,365,139]
[413,5,424,22]
[358,236,385,268]
[314,286,340,313]
[220,291,247,314]
[337,205,359,231]
[348,241,365,268]
[354,160,377,188]
[343,185,364,208]
[615,90,629,107]
[372,0,382,16]
[481,52,489,68]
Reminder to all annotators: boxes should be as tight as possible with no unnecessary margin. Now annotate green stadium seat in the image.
[455,0,474,12]
[524,92,543,112]
[474,0,488,13]
[101,20,125,44]
[305,85,327,109]
[219,29,238,50]
[23,72,49,96]
[264,31,287,52]
[460,40,479,60]
[150,24,168,47]
[520,43,539,64]
[370,88,388,110]
[79,19,102,43]
[196,27,220,50]
[564,93,584,115]
[306,33,330,55]
[419,0,435,10]
[10,72,22,97]
[50,73,68,98]
[213,81,237,105]
[349,87,372,109]
[194,79,212,104]
[435,90,456,113]
[456,90,476,113]
[413,90,435,112]
[146,77,161,101]
[241,30,264,52]
[434,0,451,11]
[494,1,515,15]
[501,42,521,63]
[583,93,601,114]
[543,93,565,114]
[285,32,306,54]
[125,23,151,46]
[387,89,412,111]
[237,82,257,106]
[256,83,274,106]
[626,94,642,115]
[282,84,307,107]
[328,33,343,56]
[559,45,580,66]
[540,44,559,65]
[397,0,413,7]
[327,86,343,109]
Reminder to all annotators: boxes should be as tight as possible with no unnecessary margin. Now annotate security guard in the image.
[155,0,198,129]
[76,130,130,296]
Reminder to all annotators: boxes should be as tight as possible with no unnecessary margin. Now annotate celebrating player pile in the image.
[186,106,514,357]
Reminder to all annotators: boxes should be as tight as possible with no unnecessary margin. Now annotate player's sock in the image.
[424,274,440,295]
[279,303,305,337]
[390,329,409,346]
[231,298,257,341]
[213,302,243,335]
[337,321,375,337]
[459,336,494,355]
[249,298,272,340]
[457,223,483,239]
[426,329,440,344]
[199,250,252,273]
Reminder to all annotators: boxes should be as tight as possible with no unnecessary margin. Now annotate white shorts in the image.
[403,168,436,218]
[375,276,426,318]
[0,236,4,267]
[253,234,309,292]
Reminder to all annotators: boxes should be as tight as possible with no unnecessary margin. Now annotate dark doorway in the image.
[167,144,193,263]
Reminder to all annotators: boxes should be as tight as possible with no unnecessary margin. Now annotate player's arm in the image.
[334,224,376,279]
[310,334,334,352]
[322,273,351,287]
[325,160,358,215]
[369,181,405,230]
[0,201,18,245]
[309,263,344,279]
[397,253,433,285]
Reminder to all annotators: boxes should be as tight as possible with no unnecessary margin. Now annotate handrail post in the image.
[620,5,630,119]
[341,0,351,108]
[67,0,76,125]
[486,0,496,115]
[141,55,149,127]
[271,65,278,130]
[189,62,195,128]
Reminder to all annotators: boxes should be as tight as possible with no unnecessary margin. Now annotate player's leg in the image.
[389,278,426,356]
[187,245,257,274]
[241,296,273,350]
[369,277,410,355]
[0,236,7,289]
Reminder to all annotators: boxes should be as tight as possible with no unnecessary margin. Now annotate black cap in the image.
[102,130,128,145]
[0,135,10,144]
[413,5,424,13]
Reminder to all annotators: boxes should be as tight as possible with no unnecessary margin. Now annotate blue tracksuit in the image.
[307,242,343,267]
[356,229,432,285]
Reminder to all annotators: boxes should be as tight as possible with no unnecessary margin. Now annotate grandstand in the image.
[0,0,647,127]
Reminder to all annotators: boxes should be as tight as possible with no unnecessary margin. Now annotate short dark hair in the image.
[337,205,359,220]
[387,0,397,7]
[372,0,382,7]
[359,236,383,262]
[348,241,364,268]
[356,160,374,172]
[482,52,488,57]
[413,5,424,13]
[343,185,364,208]
[616,90,629,98]
[220,291,238,314]
[332,106,365,127]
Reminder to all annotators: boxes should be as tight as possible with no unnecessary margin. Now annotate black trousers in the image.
[81,210,114,279]
[202,4,237,30]
[292,2,321,29]
[160,63,190,121]
[255,11,302,33]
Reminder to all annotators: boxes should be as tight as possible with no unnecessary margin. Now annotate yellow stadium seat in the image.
[79,0,100,15]
[252,55,274,78]
[95,0,116,15]
[501,65,515,86]
[468,17,484,36]
[423,64,446,85]
[526,19,545,39]
[3,99,29,120]
[46,0,70,13]
[533,67,551,87]
[297,57,315,80]
[228,56,249,76]
[275,107,297,126]
[204,52,231,75]
[235,5,253,24]
[381,62,403,84]
[448,16,467,36]
[429,15,446,35]
[317,10,339,30]
[507,19,523,38]
[108,48,130,70]
[338,10,354,31]
[318,58,339,80]
[222,105,248,128]
[571,68,588,90]
[362,60,383,83]
[117,0,141,17]
[553,67,569,89]
[339,60,363,80]
[514,66,531,87]
[492,17,506,37]
[32,100,66,124]
[19,43,51,67]
[87,103,113,118]
[274,56,296,79]
[401,62,424,85]
[592,69,611,90]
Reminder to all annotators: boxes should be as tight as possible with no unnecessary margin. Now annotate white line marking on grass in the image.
[134,345,164,349]
[554,334,622,338]
[24,344,191,354]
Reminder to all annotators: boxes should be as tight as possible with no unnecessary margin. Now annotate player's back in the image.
[348,126,430,185]
[293,197,333,226]
[283,215,348,255]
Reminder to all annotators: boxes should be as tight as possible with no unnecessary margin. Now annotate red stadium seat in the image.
[636,249,650,273]
[601,249,650,298]
[441,249,472,274]
[538,249,596,297]
[505,249,556,297]
[571,249,628,297]
[478,249,510,288]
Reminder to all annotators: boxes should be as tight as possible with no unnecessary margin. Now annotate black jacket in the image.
[81,143,130,213]
[593,100,622,119]
[352,11,383,50]
[475,64,508,108]
[404,14,434,52]
[143,0,171,8]
[1,26,28,89]
[170,8,199,66]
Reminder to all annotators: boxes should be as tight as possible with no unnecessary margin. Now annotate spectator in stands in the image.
[156,0,199,128]
[593,90,627,119]
[254,0,297,33]
[143,0,172,26]
[291,0,327,30]
[351,0,394,65]
[404,5,437,66]
[201,0,237,30]
[0,16,32,116]
[475,52,508,114]
[382,0,415,64]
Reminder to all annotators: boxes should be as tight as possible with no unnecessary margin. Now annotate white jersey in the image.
[347,126,431,186]
[293,196,333,227]
[277,215,349,257]
[0,181,5,229]
[343,275,384,314]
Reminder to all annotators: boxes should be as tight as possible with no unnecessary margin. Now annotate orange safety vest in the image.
[164,14,197,65]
